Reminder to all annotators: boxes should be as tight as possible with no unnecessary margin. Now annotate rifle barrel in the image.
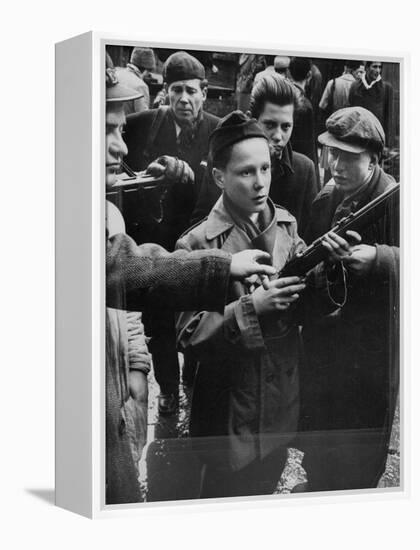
[278,183,399,278]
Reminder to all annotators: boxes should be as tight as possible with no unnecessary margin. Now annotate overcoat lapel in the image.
[205,197,295,275]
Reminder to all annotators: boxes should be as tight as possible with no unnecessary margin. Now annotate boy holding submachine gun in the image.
[298,107,399,493]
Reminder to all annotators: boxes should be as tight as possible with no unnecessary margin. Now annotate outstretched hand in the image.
[230,250,276,280]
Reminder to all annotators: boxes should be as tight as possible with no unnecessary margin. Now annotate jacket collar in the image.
[127,63,143,79]
[205,196,293,240]
[361,73,382,90]
[272,141,294,175]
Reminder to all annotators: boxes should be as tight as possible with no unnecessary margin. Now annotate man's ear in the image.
[212,167,225,190]
[369,153,379,169]
[201,86,208,102]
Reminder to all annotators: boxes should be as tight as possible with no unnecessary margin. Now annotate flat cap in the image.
[163,51,205,84]
[318,106,385,153]
[130,47,156,71]
[209,110,268,160]
[106,52,141,103]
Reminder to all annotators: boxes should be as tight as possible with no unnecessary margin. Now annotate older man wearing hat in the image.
[121,51,220,415]
[115,47,156,115]
[298,106,400,493]
[254,55,291,84]
[124,51,219,245]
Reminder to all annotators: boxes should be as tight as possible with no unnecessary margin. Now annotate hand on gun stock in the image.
[251,276,306,316]
[146,155,195,185]
[321,230,377,276]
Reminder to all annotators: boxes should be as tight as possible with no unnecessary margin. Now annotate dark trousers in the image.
[199,447,288,499]
[143,310,180,395]
[298,428,390,492]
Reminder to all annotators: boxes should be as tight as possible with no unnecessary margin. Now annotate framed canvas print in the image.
[55,32,405,518]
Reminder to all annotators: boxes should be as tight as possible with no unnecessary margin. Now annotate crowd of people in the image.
[104,48,400,504]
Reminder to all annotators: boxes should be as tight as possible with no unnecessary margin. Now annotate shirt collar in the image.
[361,73,382,89]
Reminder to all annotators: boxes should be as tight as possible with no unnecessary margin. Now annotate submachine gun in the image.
[106,157,195,229]
[278,183,400,278]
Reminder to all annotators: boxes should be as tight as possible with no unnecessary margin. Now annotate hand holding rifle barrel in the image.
[278,183,399,279]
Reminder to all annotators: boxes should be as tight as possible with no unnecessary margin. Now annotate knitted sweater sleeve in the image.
[106,233,231,312]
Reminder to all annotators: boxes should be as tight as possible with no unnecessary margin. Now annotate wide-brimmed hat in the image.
[318,106,385,154]
[106,52,141,103]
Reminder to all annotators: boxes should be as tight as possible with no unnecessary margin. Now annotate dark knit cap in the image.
[130,47,156,71]
[106,52,141,103]
[318,106,385,153]
[163,51,205,84]
[209,110,268,160]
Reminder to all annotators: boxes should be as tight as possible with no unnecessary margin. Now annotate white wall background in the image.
[0,0,418,547]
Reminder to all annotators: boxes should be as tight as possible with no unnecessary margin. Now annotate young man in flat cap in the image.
[105,55,277,503]
[121,51,220,415]
[299,106,399,492]
[175,111,350,499]
[192,74,317,236]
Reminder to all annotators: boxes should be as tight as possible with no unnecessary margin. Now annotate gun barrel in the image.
[278,183,399,278]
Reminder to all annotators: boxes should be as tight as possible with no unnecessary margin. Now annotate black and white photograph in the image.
[104,43,400,506]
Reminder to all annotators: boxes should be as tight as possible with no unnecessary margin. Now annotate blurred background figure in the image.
[349,60,395,147]
[354,64,366,80]
[319,60,362,117]
[305,61,323,136]
[115,47,156,115]
[254,54,290,84]
[235,53,266,111]
[274,55,291,77]
[288,57,320,188]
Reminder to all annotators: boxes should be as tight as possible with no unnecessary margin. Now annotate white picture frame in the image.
[55,31,407,518]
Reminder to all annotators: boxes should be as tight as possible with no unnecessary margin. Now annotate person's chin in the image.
[250,199,267,212]
[175,111,194,124]
[270,147,283,160]
[333,176,348,187]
